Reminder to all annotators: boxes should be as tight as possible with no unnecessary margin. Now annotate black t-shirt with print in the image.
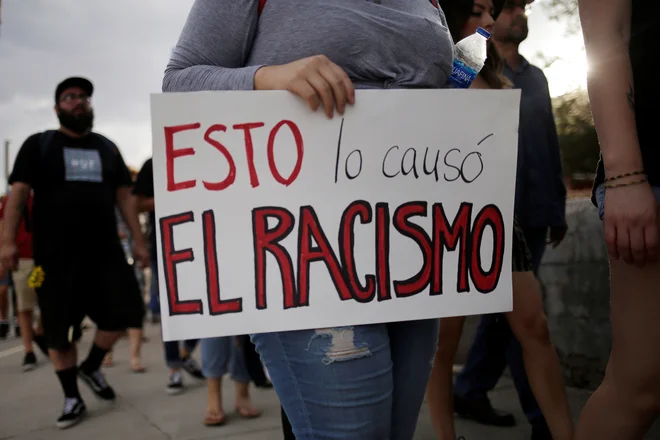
[9,130,133,262]
[593,0,659,201]
[132,158,156,255]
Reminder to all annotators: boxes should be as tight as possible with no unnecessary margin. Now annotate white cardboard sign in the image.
[150,89,521,341]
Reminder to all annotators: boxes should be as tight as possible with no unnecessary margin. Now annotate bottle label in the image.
[447,60,478,89]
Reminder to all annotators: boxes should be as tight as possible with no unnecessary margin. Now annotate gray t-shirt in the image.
[163,0,455,92]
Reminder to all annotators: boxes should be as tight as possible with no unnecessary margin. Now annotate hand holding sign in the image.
[254,55,355,118]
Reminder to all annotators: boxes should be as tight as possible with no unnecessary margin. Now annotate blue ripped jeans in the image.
[250,319,439,440]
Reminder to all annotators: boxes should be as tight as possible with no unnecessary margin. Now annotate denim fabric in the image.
[595,184,660,220]
[164,339,199,369]
[506,56,567,230]
[149,258,160,317]
[200,337,250,384]
[250,319,439,440]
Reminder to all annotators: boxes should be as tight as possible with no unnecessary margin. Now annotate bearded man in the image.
[0,77,149,429]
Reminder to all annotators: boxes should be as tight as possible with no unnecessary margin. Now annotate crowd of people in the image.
[0,0,657,439]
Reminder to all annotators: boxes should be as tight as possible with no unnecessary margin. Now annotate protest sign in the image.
[150,89,521,341]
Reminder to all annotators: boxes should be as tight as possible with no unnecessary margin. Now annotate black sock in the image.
[56,367,81,399]
[79,343,108,374]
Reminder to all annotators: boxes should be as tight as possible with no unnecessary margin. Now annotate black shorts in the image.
[35,253,145,350]
[512,218,533,273]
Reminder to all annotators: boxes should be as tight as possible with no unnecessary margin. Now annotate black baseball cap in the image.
[55,77,94,103]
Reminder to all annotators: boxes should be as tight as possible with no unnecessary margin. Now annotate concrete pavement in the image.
[1,322,659,440]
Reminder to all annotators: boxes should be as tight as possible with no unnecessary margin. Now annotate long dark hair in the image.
[440,0,511,90]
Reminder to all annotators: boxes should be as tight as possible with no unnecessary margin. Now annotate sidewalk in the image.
[1,322,659,440]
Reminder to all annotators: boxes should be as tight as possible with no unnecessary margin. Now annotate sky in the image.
[0,0,587,193]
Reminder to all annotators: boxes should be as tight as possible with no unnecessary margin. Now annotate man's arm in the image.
[0,197,5,248]
[578,0,642,175]
[543,74,567,226]
[0,220,4,276]
[548,101,569,245]
[116,186,146,248]
[1,183,31,247]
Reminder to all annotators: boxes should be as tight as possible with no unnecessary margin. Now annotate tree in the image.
[540,0,581,34]
[552,89,600,180]
[542,0,578,20]
[539,0,598,180]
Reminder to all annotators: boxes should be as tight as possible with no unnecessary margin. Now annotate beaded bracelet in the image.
[604,170,646,182]
[604,177,648,189]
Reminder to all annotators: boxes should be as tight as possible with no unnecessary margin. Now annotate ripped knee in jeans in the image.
[309,327,371,365]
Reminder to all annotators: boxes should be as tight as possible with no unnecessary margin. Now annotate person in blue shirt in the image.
[426,2,573,440]
[451,2,567,438]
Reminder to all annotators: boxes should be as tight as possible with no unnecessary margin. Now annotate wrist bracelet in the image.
[604,178,648,189]
[604,170,646,182]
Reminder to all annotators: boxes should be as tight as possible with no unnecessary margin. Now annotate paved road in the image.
[1,322,659,440]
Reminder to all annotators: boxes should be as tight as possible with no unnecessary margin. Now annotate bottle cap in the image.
[476,27,491,39]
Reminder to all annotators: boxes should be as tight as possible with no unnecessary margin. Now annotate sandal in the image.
[235,404,262,419]
[103,352,114,367]
[204,410,226,426]
[130,358,146,373]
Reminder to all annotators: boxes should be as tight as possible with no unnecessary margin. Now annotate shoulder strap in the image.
[38,130,57,158]
[92,132,118,155]
[258,0,439,17]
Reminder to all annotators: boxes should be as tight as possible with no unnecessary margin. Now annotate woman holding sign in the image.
[164,0,454,438]
[423,1,574,440]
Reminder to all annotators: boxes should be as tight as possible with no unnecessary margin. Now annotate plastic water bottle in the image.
[447,27,491,89]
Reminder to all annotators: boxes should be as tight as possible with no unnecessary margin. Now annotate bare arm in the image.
[578,0,642,175]
[579,0,660,265]
[135,195,154,214]
[116,187,146,248]
[1,183,31,246]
